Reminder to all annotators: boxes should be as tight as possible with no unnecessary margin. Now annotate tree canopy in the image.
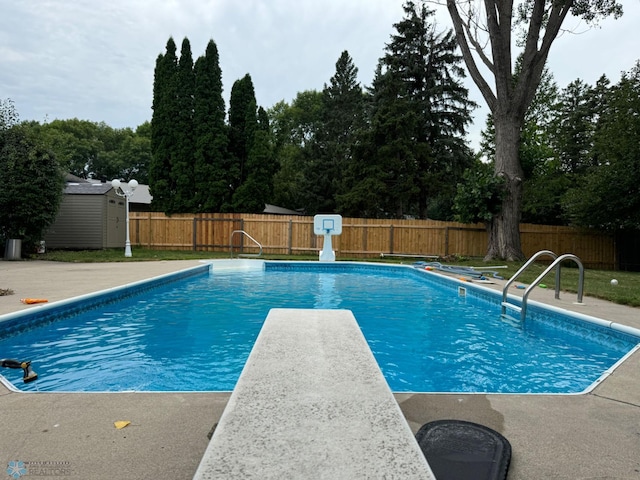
[342,1,475,219]
[193,40,230,212]
[0,102,65,251]
[150,40,275,214]
[150,37,179,212]
[25,119,150,182]
[446,0,623,260]
[563,63,640,230]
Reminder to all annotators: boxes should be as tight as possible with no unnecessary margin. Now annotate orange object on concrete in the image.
[20,298,48,304]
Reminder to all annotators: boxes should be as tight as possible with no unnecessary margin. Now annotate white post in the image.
[112,179,138,258]
[124,194,132,257]
[319,232,335,262]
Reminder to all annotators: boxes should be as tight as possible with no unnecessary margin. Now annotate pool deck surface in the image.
[1,259,639,479]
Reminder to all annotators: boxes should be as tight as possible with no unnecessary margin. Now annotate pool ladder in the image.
[230,230,263,258]
[501,250,585,321]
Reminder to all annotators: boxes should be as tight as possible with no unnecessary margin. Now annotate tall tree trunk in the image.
[485,115,525,261]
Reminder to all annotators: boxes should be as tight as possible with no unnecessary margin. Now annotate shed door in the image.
[106,197,126,248]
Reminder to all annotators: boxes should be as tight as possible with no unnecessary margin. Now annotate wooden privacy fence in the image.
[129,212,616,269]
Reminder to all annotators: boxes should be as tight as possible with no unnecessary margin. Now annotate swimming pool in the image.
[1,261,638,394]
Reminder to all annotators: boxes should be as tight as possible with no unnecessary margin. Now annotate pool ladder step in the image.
[501,302,522,314]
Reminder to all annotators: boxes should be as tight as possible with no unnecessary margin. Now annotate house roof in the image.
[128,184,152,204]
[263,204,304,215]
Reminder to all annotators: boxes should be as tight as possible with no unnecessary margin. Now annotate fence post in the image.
[444,226,449,256]
[389,225,394,254]
[288,220,293,255]
[147,212,152,248]
[362,224,368,253]
[192,217,198,251]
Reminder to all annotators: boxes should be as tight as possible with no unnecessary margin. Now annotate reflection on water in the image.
[314,274,341,309]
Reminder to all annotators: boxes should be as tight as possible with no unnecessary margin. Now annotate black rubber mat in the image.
[415,420,511,480]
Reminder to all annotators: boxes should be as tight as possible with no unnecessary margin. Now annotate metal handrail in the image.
[230,230,263,258]
[520,254,584,320]
[501,250,558,315]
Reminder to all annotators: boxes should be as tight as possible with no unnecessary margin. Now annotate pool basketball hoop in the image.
[313,215,342,262]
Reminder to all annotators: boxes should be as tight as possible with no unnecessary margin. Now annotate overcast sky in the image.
[2,0,639,149]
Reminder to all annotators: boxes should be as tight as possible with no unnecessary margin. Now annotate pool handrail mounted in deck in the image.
[502,250,585,321]
[230,230,263,258]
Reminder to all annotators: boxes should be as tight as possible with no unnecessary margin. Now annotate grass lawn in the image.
[31,248,640,308]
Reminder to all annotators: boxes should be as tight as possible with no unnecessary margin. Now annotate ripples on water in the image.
[1,268,636,393]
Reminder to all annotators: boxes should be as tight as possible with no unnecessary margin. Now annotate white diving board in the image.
[193,308,435,479]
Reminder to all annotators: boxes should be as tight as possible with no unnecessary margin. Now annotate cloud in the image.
[2,0,639,151]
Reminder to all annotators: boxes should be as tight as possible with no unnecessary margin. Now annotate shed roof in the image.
[65,183,113,195]
[61,180,153,205]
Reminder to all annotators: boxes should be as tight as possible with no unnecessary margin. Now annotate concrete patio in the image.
[0,260,639,479]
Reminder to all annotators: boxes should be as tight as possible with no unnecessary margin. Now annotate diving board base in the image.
[193,308,434,479]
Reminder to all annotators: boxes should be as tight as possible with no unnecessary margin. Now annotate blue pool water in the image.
[0,262,637,393]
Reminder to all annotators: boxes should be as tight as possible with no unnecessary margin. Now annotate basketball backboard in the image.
[313,214,342,235]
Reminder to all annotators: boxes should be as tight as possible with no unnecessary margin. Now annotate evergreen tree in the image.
[0,98,19,130]
[305,51,365,214]
[564,64,640,230]
[150,38,179,212]
[228,74,259,210]
[345,1,474,219]
[519,69,568,225]
[552,78,600,175]
[171,38,196,212]
[193,39,229,212]
[253,106,278,205]
[231,106,276,213]
[360,63,419,218]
